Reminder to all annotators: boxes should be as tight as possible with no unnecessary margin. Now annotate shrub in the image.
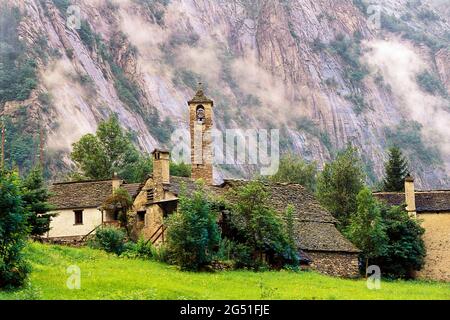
[372,205,426,279]
[384,120,442,165]
[345,93,368,115]
[151,245,169,263]
[165,182,221,270]
[416,71,448,97]
[78,20,95,51]
[231,243,256,269]
[89,227,126,255]
[122,238,154,260]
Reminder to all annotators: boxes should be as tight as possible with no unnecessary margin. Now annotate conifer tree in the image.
[382,146,409,192]
[21,167,56,236]
[0,170,30,288]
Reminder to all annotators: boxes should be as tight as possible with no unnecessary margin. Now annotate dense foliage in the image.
[0,170,30,288]
[384,120,442,166]
[382,146,409,192]
[0,5,37,104]
[88,227,126,256]
[101,187,133,232]
[345,188,388,273]
[346,188,426,279]
[71,115,152,183]
[226,181,299,269]
[372,205,426,279]
[21,167,56,236]
[316,146,365,228]
[269,154,317,192]
[1,108,40,174]
[165,183,221,270]
[416,71,448,98]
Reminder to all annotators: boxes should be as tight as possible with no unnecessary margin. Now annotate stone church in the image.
[126,88,361,278]
[46,87,363,277]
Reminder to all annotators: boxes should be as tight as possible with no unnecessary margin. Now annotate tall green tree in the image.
[71,115,151,183]
[382,146,409,192]
[345,188,388,275]
[21,167,56,236]
[165,182,221,271]
[270,154,318,192]
[316,146,365,227]
[228,181,298,268]
[0,170,30,288]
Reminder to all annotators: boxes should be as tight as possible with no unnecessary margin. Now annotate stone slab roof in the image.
[162,178,359,253]
[49,180,143,210]
[122,183,144,199]
[374,191,450,213]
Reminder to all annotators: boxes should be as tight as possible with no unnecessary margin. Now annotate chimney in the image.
[152,149,170,185]
[112,172,122,193]
[404,174,417,218]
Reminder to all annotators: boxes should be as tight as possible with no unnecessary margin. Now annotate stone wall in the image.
[306,251,360,278]
[189,101,214,185]
[416,213,450,282]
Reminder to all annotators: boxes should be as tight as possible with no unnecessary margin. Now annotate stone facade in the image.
[374,180,450,282]
[306,251,360,278]
[188,87,214,185]
[416,213,450,282]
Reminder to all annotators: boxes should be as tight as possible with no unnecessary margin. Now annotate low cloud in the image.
[42,60,97,151]
[364,39,450,172]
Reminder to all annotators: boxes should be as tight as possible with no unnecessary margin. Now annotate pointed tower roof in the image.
[188,83,214,105]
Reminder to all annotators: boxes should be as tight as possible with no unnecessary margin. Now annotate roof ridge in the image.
[53,179,113,185]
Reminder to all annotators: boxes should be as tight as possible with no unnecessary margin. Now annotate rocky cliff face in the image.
[1,0,449,188]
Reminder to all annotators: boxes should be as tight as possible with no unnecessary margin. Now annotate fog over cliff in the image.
[0,0,449,188]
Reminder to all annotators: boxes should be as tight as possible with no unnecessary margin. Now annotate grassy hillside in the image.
[0,242,449,300]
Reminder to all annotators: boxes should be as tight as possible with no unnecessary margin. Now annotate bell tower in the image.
[188,83,214,185]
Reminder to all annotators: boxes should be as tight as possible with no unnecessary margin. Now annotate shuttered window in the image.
[147,189,155,202]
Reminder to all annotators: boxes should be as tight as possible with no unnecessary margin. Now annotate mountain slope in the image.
[0,0,449,188]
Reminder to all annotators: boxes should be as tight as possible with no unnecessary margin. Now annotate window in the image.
[74,210,83,225]
[196,105,205,123]
[137,211,146,223]
[147,189,155,203]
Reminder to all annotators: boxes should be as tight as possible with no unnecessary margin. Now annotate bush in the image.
[416,71,448,97]
[372,205,426,279]
[165,182,221,270]
[227,181,299,270]
[231,243,256,269]
[384,120,442,165]
[89,227,126,255]
[122,238,153,260]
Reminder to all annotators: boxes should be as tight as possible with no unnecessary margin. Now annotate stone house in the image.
[45,87,360,277]
[129,88,361,278]
[46,177,142,242]
[374,177,450,282]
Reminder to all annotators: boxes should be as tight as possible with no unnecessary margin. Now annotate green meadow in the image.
[0,242,448,300]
